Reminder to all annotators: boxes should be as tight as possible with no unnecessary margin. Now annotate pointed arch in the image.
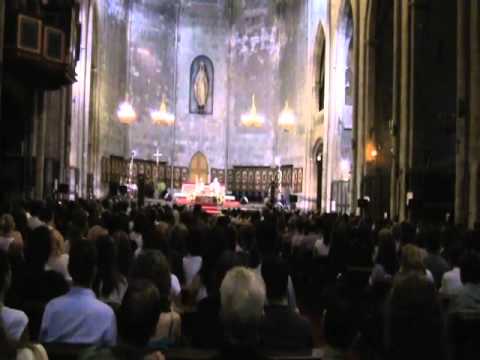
[189,152,209,183]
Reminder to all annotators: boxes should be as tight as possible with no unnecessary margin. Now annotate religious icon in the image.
[194,61,209,110]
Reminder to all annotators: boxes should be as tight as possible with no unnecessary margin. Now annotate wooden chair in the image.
[43,343,92,360]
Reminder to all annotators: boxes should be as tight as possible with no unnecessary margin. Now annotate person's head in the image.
[422,227,442,254]
[389,273,443,360]
[376,228,398,275]
[68,239,97,288]
[94,235,120,297]
[26,226,52,268]
[220,267,266,346]
[130,250,171,312]
[0,214,15,235]
[50,229,65,258]
[460,250,480,285]
[113,231,134,278]
[399,244,425,274]
[87,225,108,242]
[39,205,54,225]
[261,255,289,302]
[117,279,161,347]
[211,251,245,294]
[323,296,357,350]
[0,250,11,298]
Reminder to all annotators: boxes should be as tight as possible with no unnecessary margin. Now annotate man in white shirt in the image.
[40,240,117,345]
[0,250,29,341]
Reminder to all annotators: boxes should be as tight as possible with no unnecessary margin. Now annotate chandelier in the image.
[241,94,265,128]
[151,96,175,126]
[117,99,137,125]
[278,100,296,131]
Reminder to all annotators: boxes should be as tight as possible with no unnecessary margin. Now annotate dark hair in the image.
[324,295,357,350]
[113,231,134,278]
[93,235,122,298]
[25,226,51,269]
[376,230,399,275]
[460,250,480,284]
[130,250,171,312]
[68,240,97,287]
[389,273,443,360]
[117,279,161,347]
[0,250,11,293]
[261,255,289,301]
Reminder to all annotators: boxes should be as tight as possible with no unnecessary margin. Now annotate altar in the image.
[174,179,240,212]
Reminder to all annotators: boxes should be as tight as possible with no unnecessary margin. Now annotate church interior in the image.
[2,1,480,360]
[0,0,471,224]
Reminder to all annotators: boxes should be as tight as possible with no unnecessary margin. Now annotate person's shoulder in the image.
[2,306,29,329]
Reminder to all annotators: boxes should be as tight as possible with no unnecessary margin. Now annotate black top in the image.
[260,305,313,351]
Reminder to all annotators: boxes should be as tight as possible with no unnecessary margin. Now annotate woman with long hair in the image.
[93,235,128,307]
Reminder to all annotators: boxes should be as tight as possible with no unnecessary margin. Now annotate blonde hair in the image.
[220,266,266,324]
[50,229,65,257]
[400,244,426,273]
[0,214,15,235]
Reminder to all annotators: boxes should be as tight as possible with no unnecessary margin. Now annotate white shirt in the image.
[40,287,117,345]
[0,236,14,252]
[45,254,71,282]
[440,267,463,298]
[170,274,181,298]
[183,256,202,287]
[1,306,29,341]
[27,217,44,230]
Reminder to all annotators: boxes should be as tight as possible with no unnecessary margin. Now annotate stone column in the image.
[34,91,47,199]
[455,0,469,225]
[396,0,412,222]
[468,0,480,227]
[0,0,4,123]
[390,0,401,219]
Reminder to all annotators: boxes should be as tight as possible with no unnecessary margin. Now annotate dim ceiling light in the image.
[278,100,296,131]
[117,99,137,125]
[151,96,175,126]
[241,94,265,128]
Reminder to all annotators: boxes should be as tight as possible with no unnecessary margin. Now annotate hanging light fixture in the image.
[241,94,265,128]
[117,98,137,125]
[151,95,175,126]
[278,100,296,131]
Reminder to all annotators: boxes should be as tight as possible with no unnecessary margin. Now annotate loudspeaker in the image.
[43,26,65,63]
[289,194,298,203]
[17,15,42,54]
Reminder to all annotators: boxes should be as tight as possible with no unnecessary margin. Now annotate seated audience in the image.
[449,250,480,314]
[214,266,267,360]
[192,251,244,348]
[130,250,181,348]
[80,279,165,360]
[369,228,398,286]
[422,228,450,288]
[40,240,117,345]
[93,235,128,306]
[440,244,463,299]
[0,215,23,254]
[387,273,444,360]
[0,317,48,360]
[45,229,70,282]
[394,244,434,284]
[0,251,28,342]
[13,226,69,303]
[260,255,312,350]
[322,295,357,360]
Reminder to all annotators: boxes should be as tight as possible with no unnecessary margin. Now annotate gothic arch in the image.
[189,151,209,183]
[189,55,214,115]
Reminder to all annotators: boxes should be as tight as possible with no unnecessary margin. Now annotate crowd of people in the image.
[0,198,478,359]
